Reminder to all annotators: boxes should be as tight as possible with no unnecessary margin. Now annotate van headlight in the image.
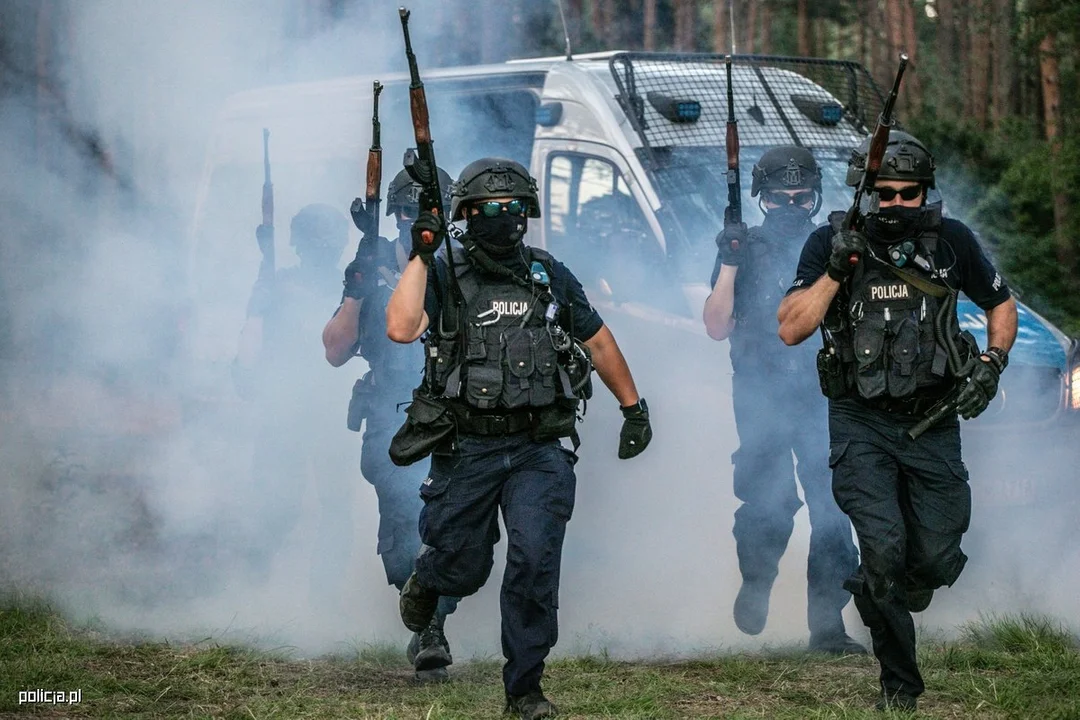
[1070,362,1080,412]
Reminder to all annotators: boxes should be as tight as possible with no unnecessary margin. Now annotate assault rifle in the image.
[257,128,275,280]
[350,81,384,235]
[907,391,959,440]
[399,7,446,252]
[723,55,742,237]
[843,53,908,265]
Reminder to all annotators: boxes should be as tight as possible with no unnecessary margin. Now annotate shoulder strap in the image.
[876,257,952,299]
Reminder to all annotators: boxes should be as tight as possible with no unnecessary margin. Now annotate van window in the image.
[545,153,678,309]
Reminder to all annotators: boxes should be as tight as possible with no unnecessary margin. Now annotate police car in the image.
[191,50,1079,507]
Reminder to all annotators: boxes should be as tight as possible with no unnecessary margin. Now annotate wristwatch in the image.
[981,346,1009,373]
[620,398,649,417]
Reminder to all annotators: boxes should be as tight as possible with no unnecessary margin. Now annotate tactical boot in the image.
[399,573,439,632]
[505,690,558,719]
[733,578,773,636]
[876,689,918,712]
[808,632,868,656]
[906,588,934,613]
[414,617,453,672]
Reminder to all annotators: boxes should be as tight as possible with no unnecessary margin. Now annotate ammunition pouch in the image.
[817,345,848,400]
[532,399,580,443]
[346,372,375,432]
[388,388,456,466]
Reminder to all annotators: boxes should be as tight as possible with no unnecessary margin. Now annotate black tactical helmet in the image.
[750,146,822,197]
[289,203,349,258]
[846,130,936,189]
[385,166,453,217]
[449,157,541,222]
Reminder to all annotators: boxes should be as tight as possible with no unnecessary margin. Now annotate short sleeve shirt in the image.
[787,217,1012,311]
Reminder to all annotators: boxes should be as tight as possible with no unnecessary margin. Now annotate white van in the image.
[189,51,1079,504]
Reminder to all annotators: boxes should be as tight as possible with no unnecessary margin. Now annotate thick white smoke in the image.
[0,0,1075,672]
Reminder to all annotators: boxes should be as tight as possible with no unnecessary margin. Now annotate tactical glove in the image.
[618,398,652,460]
[409,211,446,264]
[343,235,380,300]
[956,351,1005,420]
[826,229,866,282]
[255,223,274,257]
[715,222,748,267]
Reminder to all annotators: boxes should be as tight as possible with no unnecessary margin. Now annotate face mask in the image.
[865,206,923,243]
[761,204,813,239]
[467,213,527,256]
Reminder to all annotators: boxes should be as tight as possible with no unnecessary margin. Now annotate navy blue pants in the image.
[363,413,459,619]
[829,398,971,699]
[731,372,859,637]
[416,433,577,696]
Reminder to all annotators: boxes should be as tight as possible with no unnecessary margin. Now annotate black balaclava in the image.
[467,212,527,257]
[761,203,815,240]
[865,205,925,244]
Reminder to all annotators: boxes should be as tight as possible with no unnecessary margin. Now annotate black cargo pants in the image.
[415,433,577,697]
[731,371,859,637]
[828,398,971,699]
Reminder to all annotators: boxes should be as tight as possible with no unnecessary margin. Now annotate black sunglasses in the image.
[875,185,924,202]
[478,199,527,217]
[764,190,816,206]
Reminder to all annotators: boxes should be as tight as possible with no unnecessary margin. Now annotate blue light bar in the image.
[820,103,843,125]
[535,102,563,127]
[646,91,701,124]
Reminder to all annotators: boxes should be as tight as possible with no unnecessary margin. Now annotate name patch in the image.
[492,300,529,316]
[870,283,910,301]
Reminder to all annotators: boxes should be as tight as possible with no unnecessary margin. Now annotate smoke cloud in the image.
[0,0,1075,674]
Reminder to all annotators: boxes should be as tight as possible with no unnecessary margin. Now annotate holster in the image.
[346,372,374,432]
[388,388,457,466]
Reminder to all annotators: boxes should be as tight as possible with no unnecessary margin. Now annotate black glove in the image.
[715,222,748,267]
[956,353,1004,420]
[618,398,652,460]
[826,229,866,282]
[256,223,274,256]
[409,211,446,264]
[343,235,380,300]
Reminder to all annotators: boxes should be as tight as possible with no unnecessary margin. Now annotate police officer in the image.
[235,203,356,605]
[777,132,1018,711]
[385,158,653,720]
[703,146,864,655]
[322,167,460,683]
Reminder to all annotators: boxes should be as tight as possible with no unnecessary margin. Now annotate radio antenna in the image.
[556,0,573,60]
[728,0,737,55]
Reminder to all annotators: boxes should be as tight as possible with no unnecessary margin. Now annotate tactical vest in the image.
[731,224,817,377]
[825,214,954,400]
[425,248,590,418]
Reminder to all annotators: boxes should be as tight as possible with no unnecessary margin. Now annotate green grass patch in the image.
[1,597,1078,718]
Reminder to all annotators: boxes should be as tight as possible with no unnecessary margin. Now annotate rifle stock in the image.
[845,53,908,264]
[399,7,444,249]
[723,55,742,234]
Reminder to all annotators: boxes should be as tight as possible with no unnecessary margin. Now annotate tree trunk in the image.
[674,0,696,51]
[797,0,810,56]
[900,0,923,115]
[644,0,658,50]
[712,0,728,53]
[959,0,973,118]
[760,0,772,54]
[990,0,1014,127]
[744,0,757,54]
[969,0,991,128]
[935,0,957,118]
[858,0,868,70]
[1038,32,1073,272]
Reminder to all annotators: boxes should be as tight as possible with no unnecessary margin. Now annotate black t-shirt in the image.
[424,245,604,343]
[787,217,1012,311]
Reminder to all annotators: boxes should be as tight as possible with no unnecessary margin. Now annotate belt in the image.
[857,393,947,417]
[452,409,535,436]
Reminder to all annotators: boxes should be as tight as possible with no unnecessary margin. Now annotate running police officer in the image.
[703,146,864,655]
[777,132,1018,711]
[385,158,653,720]
[322,167,459,683]
[235,203,355,603]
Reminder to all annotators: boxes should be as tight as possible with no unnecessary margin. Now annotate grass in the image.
[1,599,1078,719]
